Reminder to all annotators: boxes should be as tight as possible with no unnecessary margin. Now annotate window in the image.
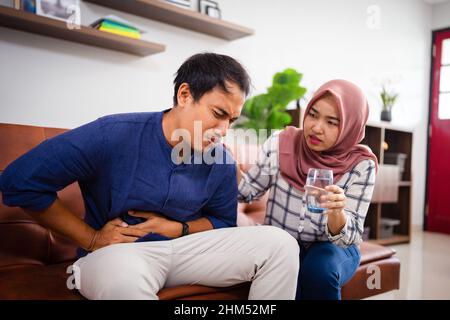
[439,39,450,120]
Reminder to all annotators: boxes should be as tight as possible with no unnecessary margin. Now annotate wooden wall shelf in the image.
[84,0,254,40]
[0,6,165,56]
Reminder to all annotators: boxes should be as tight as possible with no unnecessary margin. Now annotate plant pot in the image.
[380,110,392,122]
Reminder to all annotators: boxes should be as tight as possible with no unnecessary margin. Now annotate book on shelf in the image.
[90,15,145,40]
[98,25,140,39]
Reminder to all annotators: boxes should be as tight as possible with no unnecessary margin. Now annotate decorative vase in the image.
[380,110,392,122]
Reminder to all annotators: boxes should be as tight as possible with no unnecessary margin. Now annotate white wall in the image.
[432,0,450,29]
[0,0,435,227]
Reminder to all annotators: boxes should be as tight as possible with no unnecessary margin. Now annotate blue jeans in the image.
[296,241,361,300]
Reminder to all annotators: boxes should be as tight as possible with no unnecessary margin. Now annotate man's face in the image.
[175,81,245,151]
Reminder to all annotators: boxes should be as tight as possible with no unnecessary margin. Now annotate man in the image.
[0,53,299,300]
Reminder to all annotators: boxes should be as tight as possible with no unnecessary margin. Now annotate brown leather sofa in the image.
[0,123,400,300]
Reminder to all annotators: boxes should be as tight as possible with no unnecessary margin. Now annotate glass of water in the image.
[305,168,333,214]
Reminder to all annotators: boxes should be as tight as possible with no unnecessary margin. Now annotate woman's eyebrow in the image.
[326,116,340,122]
[311,106,339,121]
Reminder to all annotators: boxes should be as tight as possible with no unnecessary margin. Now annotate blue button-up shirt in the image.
[0,111,238,257]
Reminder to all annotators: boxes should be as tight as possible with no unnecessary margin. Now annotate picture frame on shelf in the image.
[35,0,80,25]
[206,4,220,19]
[163,0,191,10]
[21,0,36,12]
[199,0,221,19]
[0,0,16,9]
[4,0,38,12]
[190,0,199,11]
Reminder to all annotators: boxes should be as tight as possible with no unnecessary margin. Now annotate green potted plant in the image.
[234,68,307,133]
[380,85,398,122]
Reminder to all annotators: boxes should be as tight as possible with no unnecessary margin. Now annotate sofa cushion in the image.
[359,241,396,265]
[158,283,251,300]
[0,262,83,300]
[0,261,250,300]
[0,182,84,268]
[341,256,400,300]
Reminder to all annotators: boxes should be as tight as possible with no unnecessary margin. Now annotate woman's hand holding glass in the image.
[320,185,347,215]
[321,185,348,236]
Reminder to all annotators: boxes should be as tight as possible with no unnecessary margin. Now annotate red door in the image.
[426,29,450,234]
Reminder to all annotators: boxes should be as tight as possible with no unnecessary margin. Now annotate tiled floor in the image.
[366,227,450,299]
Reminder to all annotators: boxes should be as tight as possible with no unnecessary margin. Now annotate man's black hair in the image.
[173,52,251,106]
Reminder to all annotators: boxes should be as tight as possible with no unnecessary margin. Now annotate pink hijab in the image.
[279,79,378,192]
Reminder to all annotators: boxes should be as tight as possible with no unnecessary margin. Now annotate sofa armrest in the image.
[341,256,400,300]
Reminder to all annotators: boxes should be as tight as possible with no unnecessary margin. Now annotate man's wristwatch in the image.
[180,221,189,237]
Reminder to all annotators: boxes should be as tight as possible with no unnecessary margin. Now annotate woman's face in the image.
[303,95,340,152]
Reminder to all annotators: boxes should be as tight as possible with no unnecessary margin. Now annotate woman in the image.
[237,79,378,300]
